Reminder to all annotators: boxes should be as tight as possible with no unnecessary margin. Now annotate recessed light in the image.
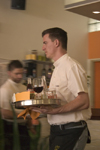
[93,11,100,14]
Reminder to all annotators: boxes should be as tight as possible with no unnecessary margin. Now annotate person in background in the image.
[0,60,30,150]
[31,27,92,150]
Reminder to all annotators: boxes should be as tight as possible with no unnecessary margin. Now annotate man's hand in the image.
[30,105,59,115]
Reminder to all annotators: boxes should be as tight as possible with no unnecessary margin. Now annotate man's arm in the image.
[55,92,89,113]
[1,108,24,119]
[30,92,89,114]
[1,109,15,119]
[0,87,23,119]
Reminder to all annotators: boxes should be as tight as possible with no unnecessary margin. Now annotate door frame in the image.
[87,58,100,107]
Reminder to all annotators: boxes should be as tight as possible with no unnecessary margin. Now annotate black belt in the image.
[51,120,87,130]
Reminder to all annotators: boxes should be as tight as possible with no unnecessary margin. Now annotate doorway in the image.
[94,61,100,108]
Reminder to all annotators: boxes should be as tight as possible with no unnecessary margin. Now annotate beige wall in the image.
[0,0,88,69]
[64,0,82,5]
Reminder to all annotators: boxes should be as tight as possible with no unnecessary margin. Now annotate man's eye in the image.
[44,42,47,44]
[16,73,22,75]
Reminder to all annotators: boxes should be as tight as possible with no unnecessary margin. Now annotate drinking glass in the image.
[33,77,43,99]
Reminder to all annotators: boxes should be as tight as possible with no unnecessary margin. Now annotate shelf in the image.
[23,59,53,80]
[23,59,53,65]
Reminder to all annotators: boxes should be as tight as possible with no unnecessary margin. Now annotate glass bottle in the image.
[41,64,47,77]
[22,64,28,86]
[46,65,52,87]
[47,65,52,79]
[27,77,33,91]
[32,66,37,78]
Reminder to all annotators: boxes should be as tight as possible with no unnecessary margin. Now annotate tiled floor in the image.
[85,120,100,150]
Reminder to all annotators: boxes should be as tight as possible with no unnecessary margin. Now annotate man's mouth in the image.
[17,79,22,82]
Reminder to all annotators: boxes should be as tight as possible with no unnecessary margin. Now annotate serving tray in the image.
[12,99,61,109]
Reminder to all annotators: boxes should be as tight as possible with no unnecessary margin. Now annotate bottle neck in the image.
[28,78,32,84]
[27,78,33,91]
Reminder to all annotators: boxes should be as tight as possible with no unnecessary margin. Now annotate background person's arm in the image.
[0,88,21,119]
[1,108,15,119]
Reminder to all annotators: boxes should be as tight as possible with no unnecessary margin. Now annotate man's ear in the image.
[54,39,60,47]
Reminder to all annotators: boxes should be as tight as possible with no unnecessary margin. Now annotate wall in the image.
[88,31,100,59]
[94,62,100,108]
[0,0,90,142]
[0,0,88,69]
[88,31,100,107]
[64,0,82,5]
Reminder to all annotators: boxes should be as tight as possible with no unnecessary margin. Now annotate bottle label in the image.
[27,89,33,91]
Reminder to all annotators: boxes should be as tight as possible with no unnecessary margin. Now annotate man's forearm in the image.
[52,92,89,114]
[31,92,90,115]
[1,109,23,119]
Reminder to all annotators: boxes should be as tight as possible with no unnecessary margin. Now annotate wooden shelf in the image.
[23,59,53,65]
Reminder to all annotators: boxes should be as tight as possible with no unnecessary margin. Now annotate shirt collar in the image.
[53,53,68,67]
[8,79,21,87]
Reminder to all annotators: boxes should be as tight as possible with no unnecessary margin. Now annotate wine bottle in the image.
[22,65,28,86]
[32,67,36,78]
[41,64,47,76]
[46,65,52,87]
[47,65,52,79]
[27,77,33,91]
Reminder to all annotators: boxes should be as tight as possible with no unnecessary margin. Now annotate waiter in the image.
[31,27,91,150]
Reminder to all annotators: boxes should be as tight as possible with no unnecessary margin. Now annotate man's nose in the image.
[42,45,45,51]
[18,74,23,78]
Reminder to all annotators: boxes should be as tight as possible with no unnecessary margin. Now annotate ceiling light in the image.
[93,11,100,14]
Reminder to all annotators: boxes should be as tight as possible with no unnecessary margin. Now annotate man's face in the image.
[42,34,56,59]
[8,68,24,83]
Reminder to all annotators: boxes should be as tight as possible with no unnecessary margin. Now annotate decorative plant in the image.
[0,103,49,150]
[0,111,4,150]
[10,103,21,150]
[38,135,49,150]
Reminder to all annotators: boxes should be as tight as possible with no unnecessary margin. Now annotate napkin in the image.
[17,107,40,120]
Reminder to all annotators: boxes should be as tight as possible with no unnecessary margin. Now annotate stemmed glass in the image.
[33,77,44,99]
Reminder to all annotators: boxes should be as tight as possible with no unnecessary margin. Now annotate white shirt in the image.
[48,54,91,125]
[0,79,26,123]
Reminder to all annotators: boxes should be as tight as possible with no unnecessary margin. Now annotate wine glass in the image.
[33,77,43,99]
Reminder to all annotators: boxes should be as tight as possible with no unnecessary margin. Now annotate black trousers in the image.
[49,121,87,150]
[3,120,30,150]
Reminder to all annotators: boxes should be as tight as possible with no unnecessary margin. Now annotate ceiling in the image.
[64,0,100,21]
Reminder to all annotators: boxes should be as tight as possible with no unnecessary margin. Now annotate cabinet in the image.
[23,59,53,86]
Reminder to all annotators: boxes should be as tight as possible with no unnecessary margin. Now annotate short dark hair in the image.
[8,60,23,71]
[42,27,68,50]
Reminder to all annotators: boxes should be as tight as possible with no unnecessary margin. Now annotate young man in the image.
[0,60,30,150]
[31,27,91,150]
[0,60,26,119]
